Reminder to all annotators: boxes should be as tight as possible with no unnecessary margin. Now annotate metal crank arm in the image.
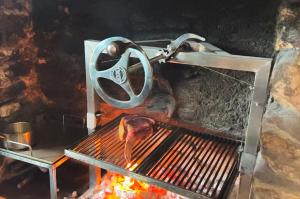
[128,53,166,73]
[128,33,206,73]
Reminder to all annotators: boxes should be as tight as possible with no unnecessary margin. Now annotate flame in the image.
[91,169,186,199]
[104,173,148,199]
[126,163,139,171]
[92,171,180,199]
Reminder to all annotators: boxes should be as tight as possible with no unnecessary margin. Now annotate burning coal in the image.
[83,172,186,199]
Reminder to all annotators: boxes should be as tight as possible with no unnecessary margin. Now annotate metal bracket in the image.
[239,152,257,175]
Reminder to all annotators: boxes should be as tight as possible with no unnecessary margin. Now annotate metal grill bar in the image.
[65,115,240,199]
[69,117,174,168]
[142,128,239,198]
[129,128,172,166]
[174,134,212,186]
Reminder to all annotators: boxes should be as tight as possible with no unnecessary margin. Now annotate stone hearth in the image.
[0,0,300,198]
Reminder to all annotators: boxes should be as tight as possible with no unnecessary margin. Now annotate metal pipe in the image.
[128,53,166,73]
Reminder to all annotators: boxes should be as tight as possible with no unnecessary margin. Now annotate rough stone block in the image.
[260,128,300,185]
[0,102,20,118]
[0,80,26,102]
[253,152,300,199]
[271,49,300,112]
[253,47,300,198]
[253,179,300,199]
[263,102,300,143]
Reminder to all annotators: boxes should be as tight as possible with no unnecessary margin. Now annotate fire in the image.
[112,175,147,198]
[89,172,185,199]
[126,163,139,171]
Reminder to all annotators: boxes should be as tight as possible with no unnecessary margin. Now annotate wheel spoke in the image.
[113,49,131,69]
[120,81,136,99]
[95,49,131,81]
[95,69,112,80]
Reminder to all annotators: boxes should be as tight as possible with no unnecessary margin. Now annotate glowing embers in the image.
[88,172,186,199]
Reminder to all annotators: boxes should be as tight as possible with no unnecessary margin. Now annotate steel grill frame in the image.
[65,115,240,199]
[81,39,272,199]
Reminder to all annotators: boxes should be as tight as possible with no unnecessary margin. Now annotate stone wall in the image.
[2,1,300,197]
[252,1,300,198]
[32,0,279,57]
[31,0,280,137]
[0,0,49,125]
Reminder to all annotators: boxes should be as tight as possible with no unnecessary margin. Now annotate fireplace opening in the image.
[31,0,279,137]
[1,0,299,199]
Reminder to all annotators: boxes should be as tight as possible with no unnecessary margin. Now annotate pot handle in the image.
[0,134,33,156]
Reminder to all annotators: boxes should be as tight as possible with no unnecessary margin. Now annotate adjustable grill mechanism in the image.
[70,34,272,199]
[65,115,240,199]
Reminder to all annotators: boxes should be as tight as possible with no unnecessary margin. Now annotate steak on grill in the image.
[118,115,155,163]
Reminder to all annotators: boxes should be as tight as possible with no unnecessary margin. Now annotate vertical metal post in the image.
[238,63,271,199]
[49,167,57,199]
[89,165,101,187]
[85,41,102,188]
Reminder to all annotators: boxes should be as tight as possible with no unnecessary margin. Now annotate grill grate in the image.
[140,129,239,198]
[71,115,173,169]
[65,114,240,199]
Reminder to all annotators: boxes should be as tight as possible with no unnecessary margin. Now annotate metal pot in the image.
[0,122,34,150]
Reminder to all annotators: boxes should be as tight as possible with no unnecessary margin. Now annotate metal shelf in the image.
[0,122,86,199]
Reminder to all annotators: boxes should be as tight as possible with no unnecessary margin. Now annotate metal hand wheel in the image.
[89,37,153,109]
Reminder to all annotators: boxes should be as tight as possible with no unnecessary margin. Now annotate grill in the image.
[67,38,272,199]
[65,115,240,199]
[69,115,173,168]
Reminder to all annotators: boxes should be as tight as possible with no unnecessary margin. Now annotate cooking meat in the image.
[118,115,155,163]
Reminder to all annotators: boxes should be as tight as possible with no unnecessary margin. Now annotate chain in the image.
[194,64,254,90]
